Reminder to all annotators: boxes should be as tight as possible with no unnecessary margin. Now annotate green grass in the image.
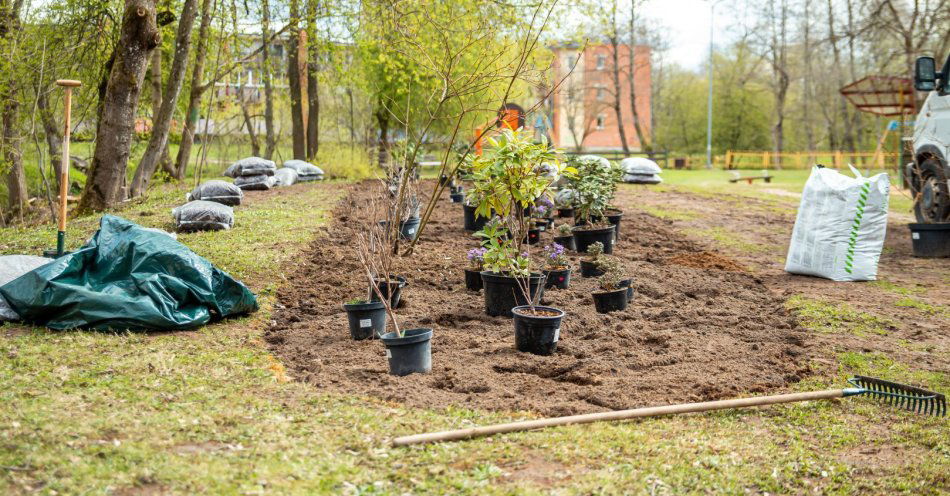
[786,295,897,337]
[683,226,772,254]
[1,181,947,494]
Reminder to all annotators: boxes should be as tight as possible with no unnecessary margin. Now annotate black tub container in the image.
[480,272,546,317]
[592,288,628,313]
[618,278,635,301]
[572,226,615,254]
[343,300,387,340]
[552,234,576,251]
[378,217,421,241]
[526,228,541,245]
[512,306,565,356]
[557,207,574,218]
[543,268,572,289]
[464,269,483,291]
[463,204,490,232]
[908,223,950,257]
[369,276,407,308]
[606,210,623,237]
[579,259,605,278]
[450,193,464,203]
[381,328,432,376]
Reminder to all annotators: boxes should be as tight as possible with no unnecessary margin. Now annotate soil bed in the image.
[266,181,808,416]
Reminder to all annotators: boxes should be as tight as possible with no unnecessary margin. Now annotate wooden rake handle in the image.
[56,80,80,232]
[392,389,846,447]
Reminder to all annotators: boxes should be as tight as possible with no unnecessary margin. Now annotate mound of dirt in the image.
[266,181,808,416]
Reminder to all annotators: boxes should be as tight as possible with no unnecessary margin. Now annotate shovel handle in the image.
[58,81,80,232]
[392,389,846,447]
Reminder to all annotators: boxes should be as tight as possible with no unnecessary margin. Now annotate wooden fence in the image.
[724,150,900,170]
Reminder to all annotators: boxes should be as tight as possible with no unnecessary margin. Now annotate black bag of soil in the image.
[173,200,235,232]
[282,159,324,181]
[0,215,258,331]
[223,157,277,178]
[235,174,277,191]
[186,179,244,206]
[274,167,299,186]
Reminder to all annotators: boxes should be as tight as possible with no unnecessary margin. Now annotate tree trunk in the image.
[129,0,198,197]
[626,4,650,152]
[2,101,27,215]
[609,39,629,154]
[261,0,276,160]
[802,0,815,152]
[376,107,389,168]
[287,0,306,159]
[37,89,62,175]
[239,83,261,156]
[305,0,319,158]
[78,0,160,212]
[173,0,213,179]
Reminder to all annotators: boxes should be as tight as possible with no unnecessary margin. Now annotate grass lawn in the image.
[1,177,947,494]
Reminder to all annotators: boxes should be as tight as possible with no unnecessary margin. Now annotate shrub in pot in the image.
[512,305,564,356]
[343,298,387,340]
[579,241,607,277]
[464,247,486,291]
[476,219,546,316]
[552,223,576,251]
[542,243,572,289]
[566,155,621,253]
[591,258,628,314]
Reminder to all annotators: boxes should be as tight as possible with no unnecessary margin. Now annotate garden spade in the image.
[392,376,945,447]
[46,79,81,258]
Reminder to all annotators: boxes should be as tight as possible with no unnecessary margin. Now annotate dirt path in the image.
[266,181,809,416]
[626,185,950,379]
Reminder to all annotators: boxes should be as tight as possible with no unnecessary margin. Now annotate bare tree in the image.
[174,0,215,179]
[287,0,306,159]
[0,0,27,216]
[260,0,277,159]
[626,0,650,152]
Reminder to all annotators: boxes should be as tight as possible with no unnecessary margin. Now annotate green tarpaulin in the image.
[0,215,258,331]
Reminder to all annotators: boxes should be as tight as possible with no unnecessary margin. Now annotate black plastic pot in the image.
[557,207,574,218]
[592,288,628,314]
[464,269,483,291]
[369,276,407,308]
[908,223,950,258]
[572,226,615,254]
[552,234,576,251]
[526,228,541,245]
[343,300,387,340]
[618,278,635,302]
[450,193,464,203]
[579,259,605,277]
[480,271,546,317]
[378,217,421,241]
[606,209,623,238]
[381,328,432,376]
[463,204,489,232]
[512,306,565,356]
[543,267,572,289]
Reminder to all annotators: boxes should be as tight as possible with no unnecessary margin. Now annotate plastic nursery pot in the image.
[450,193,464,203]
[543,267,572,289]
[579,259,605,278]
[552,234,576,251]
[463,204,489,232]
[381,328,433,376]
[572,225,615,254]
[557,207,574,218]
[605,209,624,238]
[618,278,635,302]
[908,223,950,258]
[464,268,483,291]
[369,275,407,308]
[480,271,546,317]
[526,228,541,245]
[377,217,421,241]
[343,300,387,340]
[512,305,565,356]
[592,288,628,314]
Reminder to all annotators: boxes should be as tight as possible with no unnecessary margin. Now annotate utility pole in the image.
[706,0,722,169]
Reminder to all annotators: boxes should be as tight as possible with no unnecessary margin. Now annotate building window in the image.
[596,114,606,130]
[596,54,607,70]
[566,55,577,68]
[596,86,606,101]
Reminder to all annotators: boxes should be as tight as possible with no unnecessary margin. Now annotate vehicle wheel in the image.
[912,158,950,223]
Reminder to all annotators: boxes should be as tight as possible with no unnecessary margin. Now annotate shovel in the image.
[392,376,946,447]
[45,79,81,258]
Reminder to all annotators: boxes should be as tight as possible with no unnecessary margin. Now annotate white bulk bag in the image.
[785,165,889,281]
[620,157,661,175]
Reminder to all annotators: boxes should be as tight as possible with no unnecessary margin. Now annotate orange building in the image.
[549,43,652,152]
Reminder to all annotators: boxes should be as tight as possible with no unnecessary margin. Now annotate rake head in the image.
[847,376,946,417]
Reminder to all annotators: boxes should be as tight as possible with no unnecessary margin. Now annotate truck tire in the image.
[913,157,950,223]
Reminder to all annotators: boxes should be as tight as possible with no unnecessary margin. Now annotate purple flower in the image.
[467,247,487,261]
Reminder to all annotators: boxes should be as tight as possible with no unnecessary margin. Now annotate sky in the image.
[640,0,735,71]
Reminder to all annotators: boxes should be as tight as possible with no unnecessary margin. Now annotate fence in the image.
[562,150,670,169]
[724,150,900,170]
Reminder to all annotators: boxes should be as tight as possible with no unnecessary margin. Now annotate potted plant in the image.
[530,197,555,229]
[542,243,571,289]
[567,155,622,253]
[342,298,387,340]
[591,258,628,314]
[552,223,575,251]
[464,247,486,291]
[468,129,572,317]
[605,205,624,238]
[579,241,606,277]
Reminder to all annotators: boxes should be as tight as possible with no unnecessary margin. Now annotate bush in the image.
[314,143,374,180]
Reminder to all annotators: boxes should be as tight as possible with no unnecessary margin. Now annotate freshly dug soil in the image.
[266,181,808,416]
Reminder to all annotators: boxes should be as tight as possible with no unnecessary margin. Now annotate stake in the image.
[55,79,81,257]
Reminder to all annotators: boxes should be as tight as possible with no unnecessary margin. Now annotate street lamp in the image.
[706,0,724,170]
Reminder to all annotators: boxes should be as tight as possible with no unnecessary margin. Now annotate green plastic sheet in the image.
[0,215,258,331]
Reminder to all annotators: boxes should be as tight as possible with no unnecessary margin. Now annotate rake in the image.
[392,376,945,447]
